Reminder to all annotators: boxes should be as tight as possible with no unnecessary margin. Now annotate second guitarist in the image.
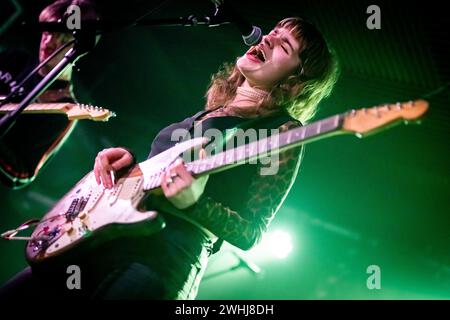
[0,0,100,189]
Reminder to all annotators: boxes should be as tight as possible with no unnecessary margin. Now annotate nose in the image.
[262,33,284,50]
[262,34,274,49]
[42,32,53,45]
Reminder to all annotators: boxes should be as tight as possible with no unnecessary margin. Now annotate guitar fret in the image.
[300,127,306,140]
[248,143,256,157]
[207,156,216,170]
[217,153,225,166]
[237,146,245,162]
[316,121,322,134]
[200,160,208,172]
[197,161,204,173]
[202,159,210,172]
[286,131,292,144]
[149,176,155,189]
[198,161,205,174]
[257,140,266,155]
[226,151,233,163]
[193,162,201,175]
[152,175,160,188]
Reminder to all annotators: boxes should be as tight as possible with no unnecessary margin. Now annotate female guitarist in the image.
[0,17,339,299]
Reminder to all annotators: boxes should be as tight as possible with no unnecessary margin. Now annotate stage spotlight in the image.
[258,230,293,259]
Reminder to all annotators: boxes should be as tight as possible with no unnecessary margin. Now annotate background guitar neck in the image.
[0,103,72,115]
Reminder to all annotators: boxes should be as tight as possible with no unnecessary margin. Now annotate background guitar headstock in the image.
[342,100,429,137]
[66,104,116,121]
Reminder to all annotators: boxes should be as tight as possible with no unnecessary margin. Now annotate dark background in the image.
[0,0,449,299]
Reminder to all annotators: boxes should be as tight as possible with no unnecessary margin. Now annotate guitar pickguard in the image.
[26,171,158,262]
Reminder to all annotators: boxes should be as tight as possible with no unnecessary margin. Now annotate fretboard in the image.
[0,103,71,114]
[143,114,345,190]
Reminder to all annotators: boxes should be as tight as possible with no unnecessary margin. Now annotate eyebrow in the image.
[282,36,294,53]
[274,28,296,53]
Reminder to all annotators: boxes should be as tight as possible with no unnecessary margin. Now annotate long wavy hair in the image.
[205,17,339,124]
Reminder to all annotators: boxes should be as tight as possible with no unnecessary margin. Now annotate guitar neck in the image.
[187,114,345,176]
[0,103,72,115]
[142,114,345,191]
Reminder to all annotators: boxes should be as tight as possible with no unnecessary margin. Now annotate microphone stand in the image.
[0,4,228,138]
[203,250,263,281]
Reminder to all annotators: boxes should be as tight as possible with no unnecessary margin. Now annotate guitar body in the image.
[25,167,164,265]
[24,137,207,265]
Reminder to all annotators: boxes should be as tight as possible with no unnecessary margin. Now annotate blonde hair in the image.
[205,17,339,124]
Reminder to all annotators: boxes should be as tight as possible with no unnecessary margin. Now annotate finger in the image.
[98,154,113,189]
[170,167,187,192]
[94,150,108,185]
[160,171,174,197]
[105,148,129,162]
[94,158,101,185]
[96,157,109,188]
[173,161,194,185]
[95,157,105,186]
[111,152,133,171]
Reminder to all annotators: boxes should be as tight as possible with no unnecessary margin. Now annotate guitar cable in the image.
[0,212,66,241]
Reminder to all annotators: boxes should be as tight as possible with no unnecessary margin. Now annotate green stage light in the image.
[258,230,293,259]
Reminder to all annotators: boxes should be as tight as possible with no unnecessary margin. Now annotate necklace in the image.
[236,86,269,101]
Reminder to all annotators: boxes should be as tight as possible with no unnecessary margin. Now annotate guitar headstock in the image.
[66,104,116,121]
[342,100,429,137]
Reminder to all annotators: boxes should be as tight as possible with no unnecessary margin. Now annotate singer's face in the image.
[237,27,304,90]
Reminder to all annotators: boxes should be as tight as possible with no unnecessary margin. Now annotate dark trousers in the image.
[0,262,166,300]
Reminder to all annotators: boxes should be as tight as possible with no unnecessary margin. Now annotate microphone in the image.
[232,251,262,275]
[208,1,262,46]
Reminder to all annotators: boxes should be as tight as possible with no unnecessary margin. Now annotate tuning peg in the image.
[374,107,381,118]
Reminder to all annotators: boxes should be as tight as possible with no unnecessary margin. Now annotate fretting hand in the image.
[160,158,209,209]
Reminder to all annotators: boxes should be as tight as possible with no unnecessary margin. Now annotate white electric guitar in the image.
[1,100,429,264]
